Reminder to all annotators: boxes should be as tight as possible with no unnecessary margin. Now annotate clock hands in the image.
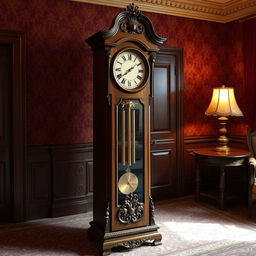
[113,50,146,89]
[122,64,136,77]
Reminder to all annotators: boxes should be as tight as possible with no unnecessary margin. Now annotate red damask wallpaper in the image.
[0,0,246,145]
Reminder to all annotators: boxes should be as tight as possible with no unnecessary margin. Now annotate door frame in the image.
[0,31,26,221]
[159,46,184,196]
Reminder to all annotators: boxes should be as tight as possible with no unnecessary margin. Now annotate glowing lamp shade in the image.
[205,86,243,117]
[205,85,243,153]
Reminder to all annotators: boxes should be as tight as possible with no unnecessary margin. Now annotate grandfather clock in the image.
[86,3,166,255]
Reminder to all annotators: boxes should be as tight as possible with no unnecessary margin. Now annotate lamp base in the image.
[215,117,230,153]
[215,145,230,153]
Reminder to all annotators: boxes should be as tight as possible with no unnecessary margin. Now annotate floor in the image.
[0,196,255,256]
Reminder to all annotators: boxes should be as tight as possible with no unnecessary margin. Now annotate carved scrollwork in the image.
[121,239,146,249]
[149,196,156,225]
[105,201,110,232]
[117,193,144,224]
[120,3,144,34]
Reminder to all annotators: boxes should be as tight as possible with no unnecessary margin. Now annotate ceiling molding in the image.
[71,0,256,23]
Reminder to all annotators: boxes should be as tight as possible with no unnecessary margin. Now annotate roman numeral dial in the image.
[113,49,148,91]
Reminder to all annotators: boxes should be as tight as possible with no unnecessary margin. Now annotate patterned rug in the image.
[0,197,256,256]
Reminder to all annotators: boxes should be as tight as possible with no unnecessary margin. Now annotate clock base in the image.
[88,221,162,255]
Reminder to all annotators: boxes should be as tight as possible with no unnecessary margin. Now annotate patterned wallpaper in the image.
[224,21,247,136]
[0,0,246,145]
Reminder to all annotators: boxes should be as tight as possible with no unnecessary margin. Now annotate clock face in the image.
[113,50,148,91]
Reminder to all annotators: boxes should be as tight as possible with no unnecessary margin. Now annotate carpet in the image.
[0,197,256,256]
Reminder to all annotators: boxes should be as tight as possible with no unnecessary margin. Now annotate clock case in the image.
[86,4,166,255]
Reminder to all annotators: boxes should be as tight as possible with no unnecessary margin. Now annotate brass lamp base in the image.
[216,117,230,153]
[216,144,230,153]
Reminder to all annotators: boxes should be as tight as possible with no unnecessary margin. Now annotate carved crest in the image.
[117,193,144,224]
[86,3,166,47]
[120,3,144,34]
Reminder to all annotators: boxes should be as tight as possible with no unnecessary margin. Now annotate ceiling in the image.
[71,0,256,23]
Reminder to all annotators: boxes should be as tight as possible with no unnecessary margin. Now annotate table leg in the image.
[195,162,200,202]
[248,163,254,218]
[219,166,225,210]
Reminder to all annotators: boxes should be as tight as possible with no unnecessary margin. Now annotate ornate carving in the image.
[126,2,141,17]
[105,202,110,232]
[75,0,256,23]
[149,196,156,225]
[135,0,224,15]
[117,193,144,224]
[106,94,112,106]
[223,0,256,15]
[86,1,166,46]
[120,3,144,34]
[135,0,256,16]
[150,51,157,64]
[121,100,136,110]
[134,0,256,21]
[120,239,146,249]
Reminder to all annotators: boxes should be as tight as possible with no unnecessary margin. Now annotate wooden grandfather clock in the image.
[86,3,166,255]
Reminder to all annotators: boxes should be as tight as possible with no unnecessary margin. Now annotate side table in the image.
[193,148,251,210]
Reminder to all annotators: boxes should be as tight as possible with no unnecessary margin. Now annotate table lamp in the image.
[205,85,243,153]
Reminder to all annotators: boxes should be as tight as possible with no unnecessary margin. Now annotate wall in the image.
[0,0,247,145]
[225,21,247,136]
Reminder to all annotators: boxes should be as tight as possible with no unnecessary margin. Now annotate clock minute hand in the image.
[122,64,136,77]
[129,64,136,72]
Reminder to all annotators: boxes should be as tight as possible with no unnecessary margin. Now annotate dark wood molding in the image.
[150,46,184,200]
[171,47,184,197]
[184,135,217,144]
[51,143,93,217]
[27,143,93,220]
[185,135,246,147]
[229,135,246,146]
[26,146,51,220]
[158,46,184,197]
[0,30,26,221]
[26,135,245,220]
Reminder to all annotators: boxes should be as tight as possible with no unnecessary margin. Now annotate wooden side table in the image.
[193,148,251,210]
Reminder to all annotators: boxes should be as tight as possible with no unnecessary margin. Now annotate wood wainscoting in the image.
[51,144,93,217]
[27,136,246,220]
[27,143,93,220]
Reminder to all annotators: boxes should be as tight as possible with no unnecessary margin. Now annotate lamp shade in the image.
[205,85,243,117]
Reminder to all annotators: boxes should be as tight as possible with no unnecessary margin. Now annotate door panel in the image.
[153,66,170,131]
[151,48,177,200]
[151,150,173,187]
[0,44,12,221]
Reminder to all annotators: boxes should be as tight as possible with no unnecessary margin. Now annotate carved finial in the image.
[126,3,141,17]
[120,3,144,34]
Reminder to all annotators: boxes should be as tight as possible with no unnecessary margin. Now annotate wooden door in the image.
[0,44,12,221]
[151,47,183,200]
